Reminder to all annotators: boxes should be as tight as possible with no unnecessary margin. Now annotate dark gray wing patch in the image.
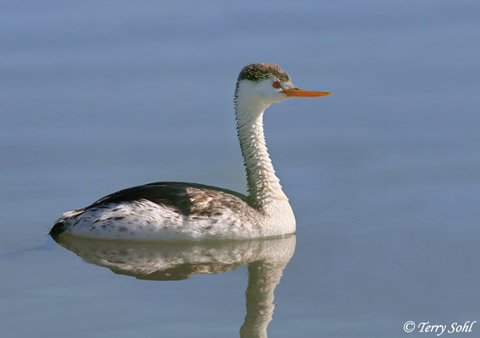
[86,182,250,216]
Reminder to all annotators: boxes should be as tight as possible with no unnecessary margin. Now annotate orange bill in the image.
[281,88,332,97]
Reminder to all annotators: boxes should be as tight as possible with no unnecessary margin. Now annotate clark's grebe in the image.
[50,63,331,240]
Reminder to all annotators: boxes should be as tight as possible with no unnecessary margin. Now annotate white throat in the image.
[235,81,288,209]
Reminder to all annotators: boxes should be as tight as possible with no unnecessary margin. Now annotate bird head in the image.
[235,63,331,109]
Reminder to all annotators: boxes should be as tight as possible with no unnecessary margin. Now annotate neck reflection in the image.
[54,234,296,337]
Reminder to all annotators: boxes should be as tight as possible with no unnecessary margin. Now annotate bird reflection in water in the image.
[52,233,296,338]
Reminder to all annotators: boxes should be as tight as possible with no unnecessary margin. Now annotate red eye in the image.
[272,81,281,88]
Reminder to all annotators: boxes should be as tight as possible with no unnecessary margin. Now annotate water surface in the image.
[1,1,480,337]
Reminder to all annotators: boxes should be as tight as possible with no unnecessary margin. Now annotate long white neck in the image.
[235,90,288,209]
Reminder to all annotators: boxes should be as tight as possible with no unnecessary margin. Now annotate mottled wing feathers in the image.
[86,182,249,216]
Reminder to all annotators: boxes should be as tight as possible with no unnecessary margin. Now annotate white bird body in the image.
[56,184,295,240]
[51,64,330,241]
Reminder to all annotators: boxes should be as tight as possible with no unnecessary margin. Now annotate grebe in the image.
[50,63,331,240]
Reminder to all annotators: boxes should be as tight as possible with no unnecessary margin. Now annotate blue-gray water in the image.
[1,1,479,337]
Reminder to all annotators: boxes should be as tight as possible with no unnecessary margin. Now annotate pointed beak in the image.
[281,88,332,98]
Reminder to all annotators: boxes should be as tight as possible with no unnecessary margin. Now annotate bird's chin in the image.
[263,95,288,105]
[273,95,289,103]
